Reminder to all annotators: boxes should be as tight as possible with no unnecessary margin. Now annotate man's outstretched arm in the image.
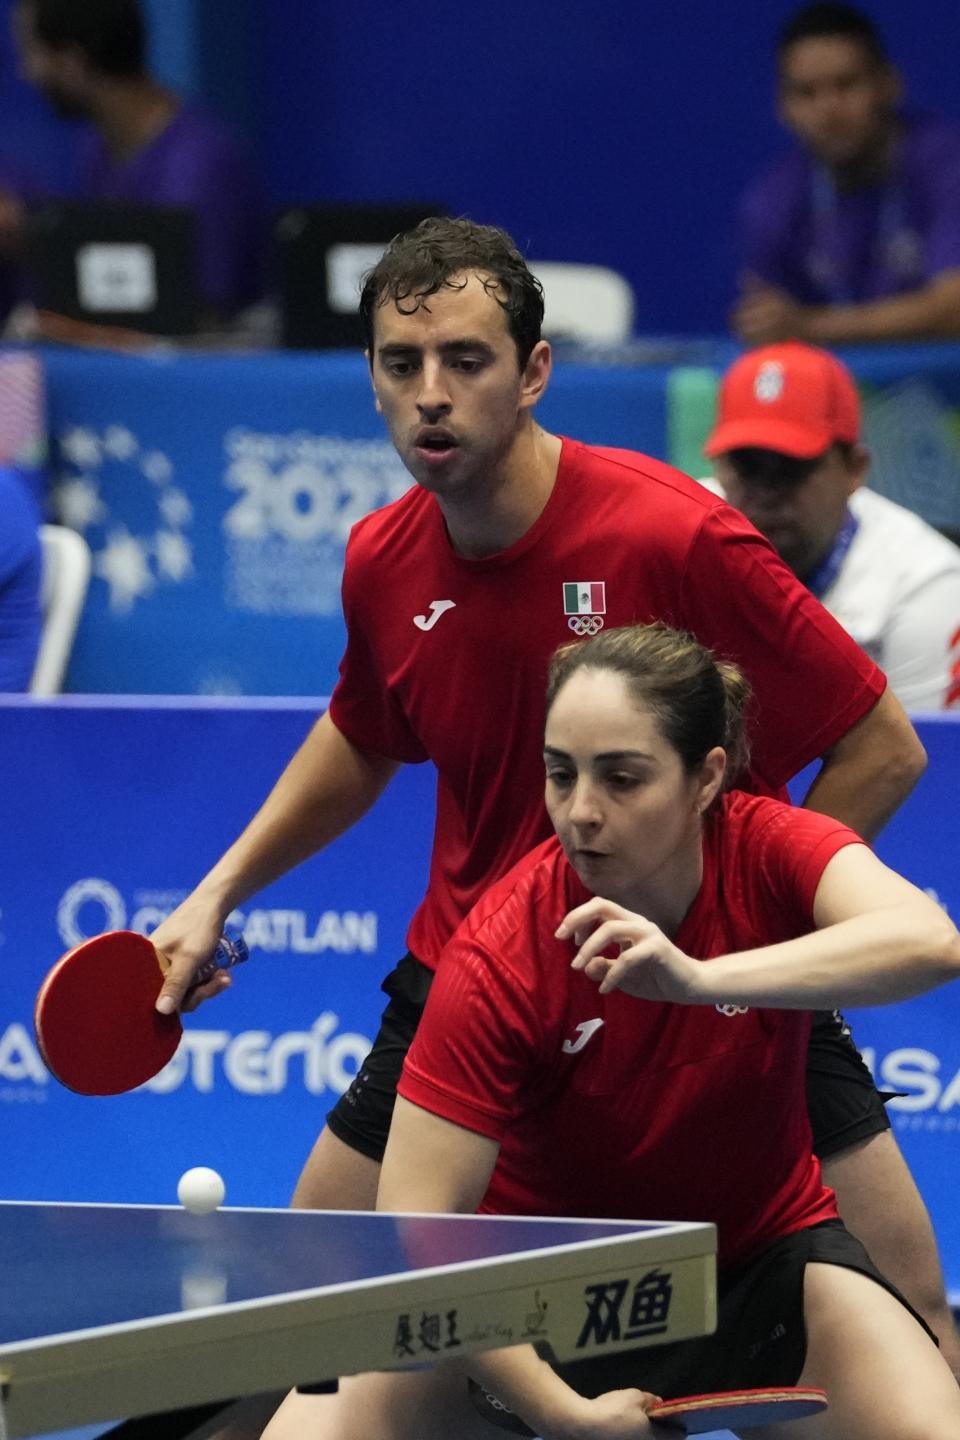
[152,710,400,1012]
[801,686,926,841]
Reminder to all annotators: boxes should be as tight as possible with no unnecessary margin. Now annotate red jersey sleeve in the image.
[747,800,868,929]
[326,529,429,764]
[399,936,544,1140]
[680,506,886,792]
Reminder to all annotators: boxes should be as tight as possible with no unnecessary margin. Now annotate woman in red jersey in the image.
[264,623,960,1440]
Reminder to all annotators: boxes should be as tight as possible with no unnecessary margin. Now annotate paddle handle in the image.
[193,932,249,986]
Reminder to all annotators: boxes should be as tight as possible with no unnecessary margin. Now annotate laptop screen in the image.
[274,201,441,349]
[25,199,199,336]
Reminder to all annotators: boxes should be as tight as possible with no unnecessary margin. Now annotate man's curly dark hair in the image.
[359,216,545,368]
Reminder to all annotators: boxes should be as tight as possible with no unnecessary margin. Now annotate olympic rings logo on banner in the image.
[567,615,604,636]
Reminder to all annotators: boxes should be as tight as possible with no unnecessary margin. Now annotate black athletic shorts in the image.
[326,963,894,1163]
[326,954,433,1161]
[806,1008,897,1158]
[468,1219,935,1434]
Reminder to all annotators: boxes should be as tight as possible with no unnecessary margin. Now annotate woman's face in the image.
[544,667,723,911]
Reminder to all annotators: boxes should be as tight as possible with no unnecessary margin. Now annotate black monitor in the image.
[274,201,441,349]
[25,199,199,337]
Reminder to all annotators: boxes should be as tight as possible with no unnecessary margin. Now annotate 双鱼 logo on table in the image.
[576,1269,673,1348]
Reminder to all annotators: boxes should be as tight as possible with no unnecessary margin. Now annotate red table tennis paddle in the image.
[471,1380,827,1435]
[648,1385,827,1431]
[34,929,248,1096]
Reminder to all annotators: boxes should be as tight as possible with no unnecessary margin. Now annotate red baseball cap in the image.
[704,341,861,459]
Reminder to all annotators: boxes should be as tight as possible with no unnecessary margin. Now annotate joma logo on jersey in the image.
[562,1018,604,1054]
[413,600,456,631]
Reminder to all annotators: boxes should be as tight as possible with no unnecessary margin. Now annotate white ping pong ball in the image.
[177,1166,226,1215]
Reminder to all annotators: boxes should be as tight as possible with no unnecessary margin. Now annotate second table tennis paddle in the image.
[647,1385,827,1431]
[471,1381,827,1434]
[34,929,248,1096]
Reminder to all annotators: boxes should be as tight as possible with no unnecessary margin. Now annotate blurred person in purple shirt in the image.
[11,0,265,322]
[0,157,38,326]
[733,3,960,347]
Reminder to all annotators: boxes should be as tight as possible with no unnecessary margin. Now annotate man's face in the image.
[12,1,92,119]
[714,445,866,581]
[778,36,899,173]
[369,271,548,500]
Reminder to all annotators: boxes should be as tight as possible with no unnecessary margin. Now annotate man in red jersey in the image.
[148,218,955,1373]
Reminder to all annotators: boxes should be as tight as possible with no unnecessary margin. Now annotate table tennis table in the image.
[0,1201,716,1439]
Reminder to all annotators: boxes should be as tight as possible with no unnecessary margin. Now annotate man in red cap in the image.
[705,341,960,711]
[703,340,960,1377]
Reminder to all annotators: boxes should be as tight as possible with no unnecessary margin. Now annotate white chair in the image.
[530,261,636,344]
[30,524,92,695]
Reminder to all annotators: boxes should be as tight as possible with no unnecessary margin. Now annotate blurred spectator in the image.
[733,3,960,346]
[0,351,48,511]
[704,342,960,710]
[10,0,265,323]
[0,158,35,326]
[0,463,42,691]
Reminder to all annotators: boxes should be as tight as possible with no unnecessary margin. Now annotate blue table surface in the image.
[0,1204,675,1346]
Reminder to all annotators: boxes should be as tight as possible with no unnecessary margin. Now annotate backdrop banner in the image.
[41,342,960,697]
[0,696,434,1207]
[40,346,676,697]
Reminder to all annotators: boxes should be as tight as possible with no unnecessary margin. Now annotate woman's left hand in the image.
[557,897,703,1003]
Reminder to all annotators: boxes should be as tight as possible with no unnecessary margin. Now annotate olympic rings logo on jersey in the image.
[715,1003,750,1017]
[568,615,604,636]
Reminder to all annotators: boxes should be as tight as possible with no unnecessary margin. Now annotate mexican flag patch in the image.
[563,581,606,615]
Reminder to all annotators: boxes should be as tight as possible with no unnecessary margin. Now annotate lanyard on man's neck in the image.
[804,507,860,598]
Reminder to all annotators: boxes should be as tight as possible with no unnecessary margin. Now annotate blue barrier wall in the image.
[1,698,958,1298]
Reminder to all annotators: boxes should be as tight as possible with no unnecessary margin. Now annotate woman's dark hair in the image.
[546,622,752,788]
